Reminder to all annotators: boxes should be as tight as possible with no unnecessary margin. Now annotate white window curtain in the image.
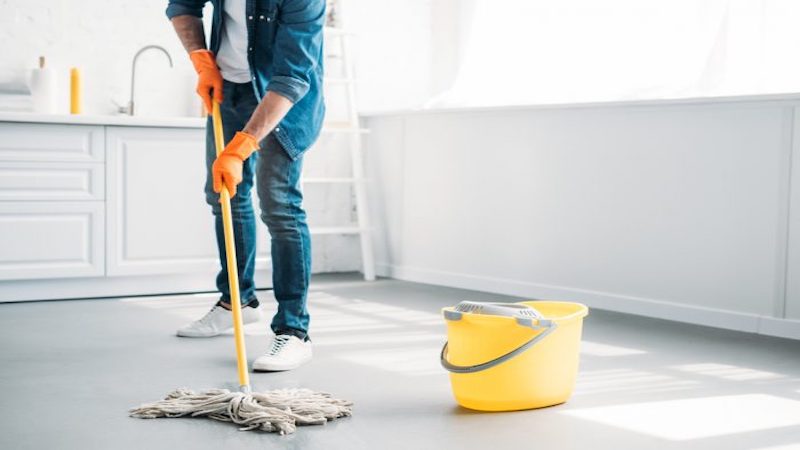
[429,0,800,108]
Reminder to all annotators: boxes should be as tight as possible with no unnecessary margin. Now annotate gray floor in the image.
[1,273,799,450]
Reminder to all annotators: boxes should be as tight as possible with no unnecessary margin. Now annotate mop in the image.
[129,101,352,435]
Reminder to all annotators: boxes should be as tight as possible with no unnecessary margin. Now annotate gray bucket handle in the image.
[440,303,558,374]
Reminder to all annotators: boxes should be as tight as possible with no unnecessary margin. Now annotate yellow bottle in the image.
[70,67,81,114]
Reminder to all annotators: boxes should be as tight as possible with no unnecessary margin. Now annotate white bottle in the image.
[29,56,57,114]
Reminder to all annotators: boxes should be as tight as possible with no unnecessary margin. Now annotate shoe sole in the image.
[175,311,263,338]
[176,330,220,338]
[252,356,312,372]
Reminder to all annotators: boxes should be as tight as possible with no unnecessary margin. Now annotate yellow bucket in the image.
[441,301,588,411]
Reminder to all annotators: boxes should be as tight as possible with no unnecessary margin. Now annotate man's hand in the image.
[212,131,260,197]
[169,15,218,112]
[190,50,224,114]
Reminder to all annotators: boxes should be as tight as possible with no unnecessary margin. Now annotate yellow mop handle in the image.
[211,101,251,393]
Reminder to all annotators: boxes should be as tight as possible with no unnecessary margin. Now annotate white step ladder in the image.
[303,25,375,281]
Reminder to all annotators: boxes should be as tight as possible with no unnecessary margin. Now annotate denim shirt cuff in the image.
[266,76,310,104]
[165,4,203,19]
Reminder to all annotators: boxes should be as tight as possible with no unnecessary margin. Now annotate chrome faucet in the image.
[119,45,173,115]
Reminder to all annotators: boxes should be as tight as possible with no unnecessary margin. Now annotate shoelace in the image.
[197,306,222,325]
[268,335,292,356]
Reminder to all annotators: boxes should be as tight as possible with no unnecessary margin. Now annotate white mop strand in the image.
[130,388,353,435]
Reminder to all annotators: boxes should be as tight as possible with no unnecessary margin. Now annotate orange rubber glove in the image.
[212,131,260,197]
[189,49,224,114]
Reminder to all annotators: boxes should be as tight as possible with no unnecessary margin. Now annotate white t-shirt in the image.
[216,0,251,83]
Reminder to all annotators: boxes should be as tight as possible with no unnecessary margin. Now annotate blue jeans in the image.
[205,81,312,338]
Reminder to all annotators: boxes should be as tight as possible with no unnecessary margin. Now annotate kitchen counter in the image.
[0,111,205,128]
[359,92,800,117]
[0,116,272,302]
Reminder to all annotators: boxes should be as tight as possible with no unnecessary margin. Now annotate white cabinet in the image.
[0,122,105,282]
[105,126,220,276]
[0,119,272,301]
[0,122,104,162]
[0,202,104,279]
[0,162,104,201]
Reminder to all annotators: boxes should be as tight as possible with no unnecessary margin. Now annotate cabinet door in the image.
[0,161,104,201]
[106,126,220,276]
[0,202,104,280]
[0,122,104,162]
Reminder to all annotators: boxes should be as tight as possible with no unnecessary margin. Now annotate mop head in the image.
[130,387,352,435]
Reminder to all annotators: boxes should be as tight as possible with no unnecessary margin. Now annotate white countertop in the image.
[0,111,206,128]
[359,92,800,117]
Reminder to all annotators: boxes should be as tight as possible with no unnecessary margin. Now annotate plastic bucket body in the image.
[441,301,588,411]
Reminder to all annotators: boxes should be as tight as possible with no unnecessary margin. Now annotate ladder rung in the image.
[310,226,368,235]
[318,23,375,281]
[322,123,369,134]
[324,77,355,85]
[302,177,364,184]
[324,26,353,37]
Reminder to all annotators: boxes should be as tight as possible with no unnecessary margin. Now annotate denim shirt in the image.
[166,0,325,159]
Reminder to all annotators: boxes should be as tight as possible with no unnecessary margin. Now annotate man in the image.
[166,0,325,372]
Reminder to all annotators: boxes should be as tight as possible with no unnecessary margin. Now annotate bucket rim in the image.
[442,300,588,324]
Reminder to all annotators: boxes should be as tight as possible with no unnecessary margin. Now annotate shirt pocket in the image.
[254,0,278,64]
[255,1,278,27]
[255,2,278,42]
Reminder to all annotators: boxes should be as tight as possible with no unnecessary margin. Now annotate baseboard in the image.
[758,316,800,340]
[376,263,800,341]
[0,269,274,303]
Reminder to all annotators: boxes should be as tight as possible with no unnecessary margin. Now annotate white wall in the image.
[0,0,200,117]
[363,96,800,340]
[785,109,800,321]
[0,0,441,116]
[337,0,436,112]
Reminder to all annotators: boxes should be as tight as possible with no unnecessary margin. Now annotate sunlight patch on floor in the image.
[314,323,403,334]
[670,363,784,381]
[311,308,400,333]
[313,331,443,347]
[580,340,648,356]
[307,291,352,305]
[573,368,699,396]
[310,312,389,330]
[338,347,444,376]
[120,293,221,320]
[307,291,444,331]
[336,300,441,322]
[120,293,217,308]
[562,394,800,441]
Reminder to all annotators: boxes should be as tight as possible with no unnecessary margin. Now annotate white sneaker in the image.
[176,304,263,337]
[253,335,312,371]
